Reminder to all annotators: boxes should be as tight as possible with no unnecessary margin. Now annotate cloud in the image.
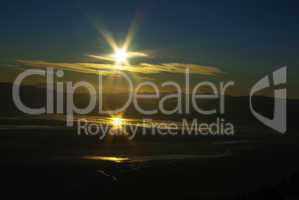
[17,60,223,77]
[87,52,148,62]
[138,63,223,76]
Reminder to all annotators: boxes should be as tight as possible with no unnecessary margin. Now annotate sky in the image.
[0,0,298,97]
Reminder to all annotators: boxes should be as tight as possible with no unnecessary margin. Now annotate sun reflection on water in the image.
[109,116,125,129]
[82,156,129,163]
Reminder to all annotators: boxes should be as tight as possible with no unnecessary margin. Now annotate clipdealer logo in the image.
[11,66,287,135]
[249,66,287,134]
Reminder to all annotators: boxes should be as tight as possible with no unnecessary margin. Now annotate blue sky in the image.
[0,0,298,97]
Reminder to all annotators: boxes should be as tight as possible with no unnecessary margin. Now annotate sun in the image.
[113,48,128,65]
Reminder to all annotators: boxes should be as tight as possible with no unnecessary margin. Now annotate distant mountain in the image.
[0,82,297,134]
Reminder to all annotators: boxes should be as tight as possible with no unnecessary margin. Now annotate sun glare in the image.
[114,48,128,65]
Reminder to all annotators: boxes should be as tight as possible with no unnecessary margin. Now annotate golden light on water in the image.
[82,156,129,163]
[110,116,125,129]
